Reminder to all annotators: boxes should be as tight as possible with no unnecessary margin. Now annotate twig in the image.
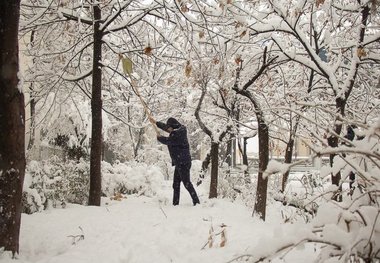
[159,206,167,219]
[364,210,380,251]
[67,226,85,245]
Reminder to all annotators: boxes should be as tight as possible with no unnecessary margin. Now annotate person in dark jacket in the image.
[155,117,200,206]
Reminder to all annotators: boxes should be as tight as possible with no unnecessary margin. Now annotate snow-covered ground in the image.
[0,180,314,263]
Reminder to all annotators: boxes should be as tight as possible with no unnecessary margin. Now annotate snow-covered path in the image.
[1,183,310,263]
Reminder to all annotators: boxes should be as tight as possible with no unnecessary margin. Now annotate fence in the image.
[247,156,330,173]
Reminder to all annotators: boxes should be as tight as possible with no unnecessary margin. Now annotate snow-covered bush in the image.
[102,161,165,197]
[136,146,172,180]
[244,121,380,262]
[22,160,47,214]
[22,158,166,214]
[243,188,380,263]
[23,157,90,213]
[211,164,256,208]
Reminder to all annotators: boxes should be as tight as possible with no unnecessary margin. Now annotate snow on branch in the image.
[62,68,92,82]
[59,8,93,25]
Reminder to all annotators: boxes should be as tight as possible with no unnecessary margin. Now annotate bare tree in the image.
[20,0,174,205]
[88,2,102,206]
[233,47,277,220]
[248,0,376,200]
[195,82,232,198]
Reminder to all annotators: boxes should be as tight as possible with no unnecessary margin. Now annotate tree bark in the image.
[234,88,269,220]
[253,116,269,220]
[209,142,219,198]
[27,93,36,150]
[281,115,300,192]
[242,137,252,184]
[195,85,221,198]
[88,4,102,206]
[242,137,248,167]
[226,139,232,167]
[27,31,36,151]
[232,47,275,220]
[237,137,251,183]
[201,151,211,173]
[0,0,25,255]
[281,137,294,192]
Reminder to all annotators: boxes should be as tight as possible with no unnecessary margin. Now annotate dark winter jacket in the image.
[156,118,191,166]
[344,125,355,141]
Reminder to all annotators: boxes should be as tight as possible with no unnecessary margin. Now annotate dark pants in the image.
[349,171,355,190]
[173,163,200,205]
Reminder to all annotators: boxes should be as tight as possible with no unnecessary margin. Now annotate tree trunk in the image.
[231,47,275,220]
[233,88,269,220]
[133,128,144,159]
[281,137,294,192]
[27,86,36,150]
[0,0,25,255]
[194,85,221,198]
[242,137,251,184]
[209,142,219,198]
[226,139,232,167]
[328,99,345,201]
[237,137,250,182]
[242,137,248,166]
[232,138,237,167]
[27,31,36,151]
[89,4,102,206]
[253,118,269,220]
[201,151,211,172]
[328,4,369,201]
[281,115,299,192]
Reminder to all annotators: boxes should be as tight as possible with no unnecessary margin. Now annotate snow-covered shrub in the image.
[23,158,168,214]
[23,157,90,213]
[102,161,165,197]
[311,193,379,262]
[214,164,256,207]
[64,160,90,204]
[22,160,47,214]
[268,170,326,222]
[244,121,380,262]
[136,147,172,180]
[218,170,250,199]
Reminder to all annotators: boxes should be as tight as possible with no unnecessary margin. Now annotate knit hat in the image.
[166,117,181,129]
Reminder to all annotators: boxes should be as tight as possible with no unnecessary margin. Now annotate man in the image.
[154,117,200,206]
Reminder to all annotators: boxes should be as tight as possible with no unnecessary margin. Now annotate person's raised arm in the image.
[156,121,169,132]
[157,130,183,146]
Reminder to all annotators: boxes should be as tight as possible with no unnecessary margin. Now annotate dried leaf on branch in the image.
[144,46,153,56]
[235,56,242,65]
[110,192,126,201]
[316,0,325,7]
[357,48,367,58]
[185,61,192,77]
[208,226,214,248]
[220,228,226,247]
